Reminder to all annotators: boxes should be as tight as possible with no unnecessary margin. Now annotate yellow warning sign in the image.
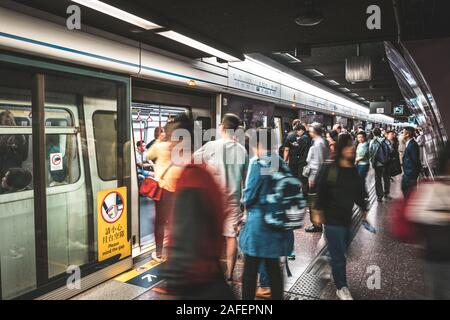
[97,187,131,262]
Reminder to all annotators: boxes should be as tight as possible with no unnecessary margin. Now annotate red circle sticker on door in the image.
[101,191,124,223]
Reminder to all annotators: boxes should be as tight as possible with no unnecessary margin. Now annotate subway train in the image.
[0,5,443,300]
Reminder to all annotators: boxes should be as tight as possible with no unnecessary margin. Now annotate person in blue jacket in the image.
[401,127,421,197]
[239,128,294,300]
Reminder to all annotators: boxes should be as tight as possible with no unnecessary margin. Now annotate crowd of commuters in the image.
[135,113,447,300]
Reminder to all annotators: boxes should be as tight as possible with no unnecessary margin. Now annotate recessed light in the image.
[285,53,302,63]
[338,87,351,92]
[324,80,340,86]
[304,69,324,77]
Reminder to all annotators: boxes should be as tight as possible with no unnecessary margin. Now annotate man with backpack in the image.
[369,128,391,202]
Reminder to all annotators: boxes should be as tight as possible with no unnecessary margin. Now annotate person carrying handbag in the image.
[146,127,182,262]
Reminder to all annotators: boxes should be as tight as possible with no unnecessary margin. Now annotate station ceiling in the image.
[9,0,450,115]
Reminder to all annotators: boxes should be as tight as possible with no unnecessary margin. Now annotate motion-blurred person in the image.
[239,128,293,300]
[194,113,248,283]
[304,123,328,233]
[283,119,302,177]
[326,130,338,160]
[147,123,182,262]
[405,143,450,300]
[146,126,164,150]
[315,134,368,300]
[369,128,391,202]
[164,114,235,300]
[402,127,421,198]
[333,124,342,135]
[386,130,402,178]
[355,131,370,192]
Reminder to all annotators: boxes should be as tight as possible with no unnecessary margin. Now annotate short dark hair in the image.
[373,128,381,137]
[329,130,339,142]
[295,124,306,132]
[221,113,241,130]
[292,119,301,128]
[4,168,32,190]
[335,133,354,164]
[357,131,367,139]
[404,126,416,138]
[136,140,143,148]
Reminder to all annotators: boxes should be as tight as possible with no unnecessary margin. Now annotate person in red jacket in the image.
[163,114,235,300]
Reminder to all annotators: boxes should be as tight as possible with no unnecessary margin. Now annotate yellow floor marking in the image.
[115,259,163,283]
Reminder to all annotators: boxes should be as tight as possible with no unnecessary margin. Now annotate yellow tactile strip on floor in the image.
[115,259,162,283]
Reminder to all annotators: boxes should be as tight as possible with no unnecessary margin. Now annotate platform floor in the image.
[72,175,427,300]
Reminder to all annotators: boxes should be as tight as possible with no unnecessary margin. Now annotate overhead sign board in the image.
[228,67,281,99]
[370,101,393,115]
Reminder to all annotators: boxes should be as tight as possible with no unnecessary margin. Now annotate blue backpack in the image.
[263,164,307,231]
[375,139,391,165]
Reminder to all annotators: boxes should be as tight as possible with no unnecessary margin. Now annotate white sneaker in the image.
[336,287,353,300]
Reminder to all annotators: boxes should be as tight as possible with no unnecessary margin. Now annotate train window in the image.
[93,111,117,181]
[0,68,36,299]
[45,134,80,187]
[0,105,73,127]
[45,108,73,127]
[0,134,33,194]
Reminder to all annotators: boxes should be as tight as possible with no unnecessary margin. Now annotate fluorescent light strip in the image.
[304,69,324,77]
[284,53,302,63]
[157,30,242,62]
[71,0,161,30]
[242,56,394,123]
[325,80,340,86]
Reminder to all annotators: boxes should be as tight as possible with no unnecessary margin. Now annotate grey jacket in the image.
[306,137,328,183]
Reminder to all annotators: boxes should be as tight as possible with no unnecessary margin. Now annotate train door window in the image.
[93,111,117,181]
[0,68,36,299]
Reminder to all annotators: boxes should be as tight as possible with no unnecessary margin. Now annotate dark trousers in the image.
[242,255,283,300]
[401,174,418,198]
[324,224,352,290]
[374,166,390,199]
[357,164,369,198]
[289,162,300,178]
[154,189,175,255]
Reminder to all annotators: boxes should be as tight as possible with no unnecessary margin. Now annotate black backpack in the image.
[375,140,391,165]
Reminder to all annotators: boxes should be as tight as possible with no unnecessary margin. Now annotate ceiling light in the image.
[295,0,324,26]
[338,87,351,92]
[72,0,161,30]
[157,30,242,62]
[284,53,302,63]
[304,68,324,77]
[324,80,340,86]
[349,93,359,97]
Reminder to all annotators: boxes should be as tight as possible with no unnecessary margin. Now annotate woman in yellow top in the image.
[146,126,183,261]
